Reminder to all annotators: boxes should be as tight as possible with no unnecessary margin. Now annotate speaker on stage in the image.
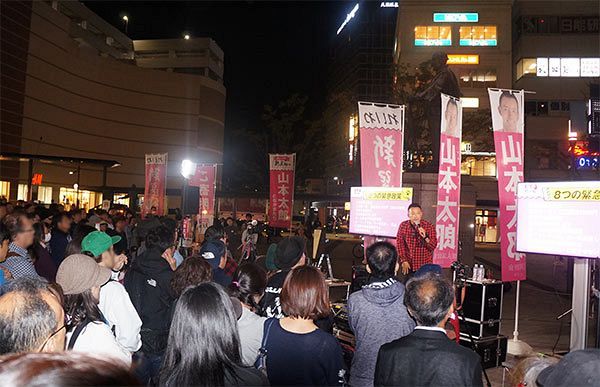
[182,185,199,215]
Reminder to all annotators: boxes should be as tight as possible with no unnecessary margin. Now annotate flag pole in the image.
[507,280,532,355]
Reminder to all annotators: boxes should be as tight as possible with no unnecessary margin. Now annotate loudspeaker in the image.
[182,185,199,214]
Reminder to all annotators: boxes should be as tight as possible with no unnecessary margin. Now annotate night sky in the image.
[85,1,346,151]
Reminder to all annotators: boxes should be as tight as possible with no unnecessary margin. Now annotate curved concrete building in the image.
[1,1,225,209]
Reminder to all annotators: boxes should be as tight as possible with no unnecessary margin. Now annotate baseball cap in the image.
[56,254,112,295]
[81,231,120,257]
[537,349,600,386]
[275,236,306,270]
[200,240,226,269]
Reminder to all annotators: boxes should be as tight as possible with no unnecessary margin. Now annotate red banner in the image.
[358,102,405,187]
[190,164,216,231]
[143,153,167,217]
[269,154,295,229]
[433,94,462,268]
[489,88,526,281]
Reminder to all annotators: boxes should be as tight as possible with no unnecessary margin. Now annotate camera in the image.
[246,219,259,235]
[450,261,472,284]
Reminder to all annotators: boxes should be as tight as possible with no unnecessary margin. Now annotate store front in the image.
[59,187,102,211]
[474,208,499,243]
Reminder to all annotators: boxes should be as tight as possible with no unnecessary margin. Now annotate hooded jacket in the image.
[124,247,174,354]
[347,279,415,387]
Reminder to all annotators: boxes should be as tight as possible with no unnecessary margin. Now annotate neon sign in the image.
[433,13,478,23]
[337,4,359,35]
[380,1,398,7]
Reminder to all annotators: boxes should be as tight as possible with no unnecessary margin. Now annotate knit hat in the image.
[275,236,306,270]
[537,349,600,386]
[200,240,226,269]
[265,243,278,271]
[56,254,112,295]
[81,231,120,257]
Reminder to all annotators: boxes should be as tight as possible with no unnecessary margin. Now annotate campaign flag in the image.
[143,153,167,216]
[358,102,405,187]
[269,154,295,229]
[433,94,462,268]
[190,164,217,232]
[489,88,526,281]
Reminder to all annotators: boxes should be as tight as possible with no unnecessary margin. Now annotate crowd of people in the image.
[0,200,598,386]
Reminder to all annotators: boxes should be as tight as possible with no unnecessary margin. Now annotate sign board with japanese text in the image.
[269,154,295,229]
[349,187,413,237]
[433,94,462,268]
[143,153,167,217]
[516,181,600,259]
[358,102,405,187]
[189,164,217,232]
[489,89,526,281]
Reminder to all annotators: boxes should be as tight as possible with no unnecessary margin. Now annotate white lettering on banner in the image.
[507,232,525,261]
[196,171,209,182]
[277,209,288,220]
[506,204,518,229]
[501,135,522,165]
[277,197,289,210]
[436,196,457,222]
[504,166,523,193]
[439,167,458,193]
[440,138,457,166]
[277,173,289,184]
[278,185,289,196]
[436,223,456,250]
[373,135,397,169]
[378,170,392,186]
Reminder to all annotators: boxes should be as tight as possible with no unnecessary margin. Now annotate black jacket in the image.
[124,247,175,354]
[374,328,483,387]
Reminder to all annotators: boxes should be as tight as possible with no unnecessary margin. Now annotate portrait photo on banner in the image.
[441,94,462,138]
[489,89,524,134]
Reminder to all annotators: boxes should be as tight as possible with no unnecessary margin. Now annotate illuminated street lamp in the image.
[184,34,190,40]
[180,159,195,179]
[122,15,129,34]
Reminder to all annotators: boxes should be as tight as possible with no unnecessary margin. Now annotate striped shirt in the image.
[1,243,39,279]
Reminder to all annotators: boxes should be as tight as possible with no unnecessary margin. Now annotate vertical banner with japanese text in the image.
[190,164,217,232]
[269,154,295,229]
[358,102,405,187]
[433,94,462,268]
[489,88,527,281]
[143,153,167,216]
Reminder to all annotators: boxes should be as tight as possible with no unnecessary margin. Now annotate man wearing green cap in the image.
[81,231,142,354]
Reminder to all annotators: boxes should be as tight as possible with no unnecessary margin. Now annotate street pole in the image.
[570,258,591,350]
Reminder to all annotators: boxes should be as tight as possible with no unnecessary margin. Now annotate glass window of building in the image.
[459,26,497,46]
[475,209,499,243]
[516,58,537,79]
[37,186,53,204]
[414,26,451,46]
[0,181,10,200]
[17,184,28,201]
[113,193,130,207]
[461,156,496,176]
[59,188,102,211]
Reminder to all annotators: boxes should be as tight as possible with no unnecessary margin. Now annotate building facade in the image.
[1,1,225,210]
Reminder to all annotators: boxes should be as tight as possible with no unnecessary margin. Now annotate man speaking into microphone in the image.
[396,203,437,278]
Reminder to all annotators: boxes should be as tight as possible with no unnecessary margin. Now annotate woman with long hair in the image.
[263,265,346,386]
[56,254,131,365]
[159,282,267,387]
[30,221,57,281]
[228,263,267,365]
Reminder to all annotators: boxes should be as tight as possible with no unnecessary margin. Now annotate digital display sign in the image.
[433,13,478,23]
[414,39,451,46]
[447,54,479,64]
[577,156,600,170]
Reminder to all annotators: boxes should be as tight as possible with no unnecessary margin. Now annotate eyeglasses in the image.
[39,324,66,351]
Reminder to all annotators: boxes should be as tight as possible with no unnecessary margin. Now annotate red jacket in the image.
[396,219,437,271]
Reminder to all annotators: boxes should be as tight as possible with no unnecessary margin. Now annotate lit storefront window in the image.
[414,26,452,46]
[461,156,496,176]
[59,188,102,211]
[113,193,130,206]
[0,181,10,200]
[459,26,497,46]
[37,186,53,204]
[475,209,499,243]
[17,184,29,201]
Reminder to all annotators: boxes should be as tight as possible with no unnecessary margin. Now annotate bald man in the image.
[0,277,65,354]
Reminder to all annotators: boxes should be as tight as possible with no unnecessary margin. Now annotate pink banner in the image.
[190,164,216,231]
[269,154,295,229]
[143,153,167,217]
[433,94,462,268]
[489,89,526,281]
[358,102,405,187]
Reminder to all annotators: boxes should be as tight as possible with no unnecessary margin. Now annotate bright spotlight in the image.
[181,159,195,179]
[184,34,190,40]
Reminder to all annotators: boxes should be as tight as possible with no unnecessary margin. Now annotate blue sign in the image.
[460,38,497,46]
[577,156,600,170]
[414,38,452,47]
[433,13,478,23]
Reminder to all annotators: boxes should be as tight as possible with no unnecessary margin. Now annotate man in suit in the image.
[374,273,483,387]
